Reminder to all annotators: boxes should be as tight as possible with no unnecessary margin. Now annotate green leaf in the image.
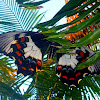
[22,5,43,9]
[63,13,100,34]
[52,2,100,30]
[0,81,24,99]
[0,0,100,99]
[47,38,70,46]
[36,0,96,28]
[0,21,13,25]
[53,0,86,17]
[76,52,100,69]
[16,0,29,4]
[20,0,50,6]
[72,28,100,47]
[19,0,50,9]
[0,0,44,32]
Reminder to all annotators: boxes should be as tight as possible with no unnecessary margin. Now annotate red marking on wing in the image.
[57,65,62,70]
[75,72,81,77]
[16,44,22,49]
[22,67,26,70]
[16,51,21,56]
[81,59,86,62]
[28,68,34,71]
[80,51,84,57]
[36,60,41,66]
[18,59,22,64]
[69,78,75,80]
[21,37,25,42]
[62,76,68,79]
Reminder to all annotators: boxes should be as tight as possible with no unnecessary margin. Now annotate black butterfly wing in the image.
[0,31,51,76]
[0,31,27,56]
[56,46,98,87]
[60,63,100,87]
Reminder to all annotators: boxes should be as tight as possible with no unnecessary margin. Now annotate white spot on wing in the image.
[24,46,32,52]
[69,59,76,69]
[58,56,63,65]
[26,42,35,47]
[64,54,70,59]
[30,51,36,58]
[32,45,39,50]
[38,51,42,60]
[66,59,71,66]
[75,47,79,50]
[70,50,76,53]
[58,54,78,69]
[24,50,32,58]
[18,33,26,38]
[24,36,42,60]
[62,55,67,66]
[34,50,41,59]
[71,55,78,65]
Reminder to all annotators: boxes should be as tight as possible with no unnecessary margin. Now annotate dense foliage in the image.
[0,0,100,100]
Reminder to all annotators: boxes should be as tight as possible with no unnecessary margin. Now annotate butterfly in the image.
[56,1,100,87]
[56,46,100,87]
[0,31,59,76]
[0,31,99,87]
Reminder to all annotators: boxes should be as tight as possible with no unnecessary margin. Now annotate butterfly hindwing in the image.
[60,67,92,87]
[56,46,96,87]
[11,36,42,76]
[0,31,51,76]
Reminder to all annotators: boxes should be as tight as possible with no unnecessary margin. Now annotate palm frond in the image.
[0,0,44,32]
[0,81,25,100]
[0,0,100,100]
[32,0,100,99]
[36,0,97,28]
[16,0,50,9]
[16,0,30,4]
[0,0,45,99]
